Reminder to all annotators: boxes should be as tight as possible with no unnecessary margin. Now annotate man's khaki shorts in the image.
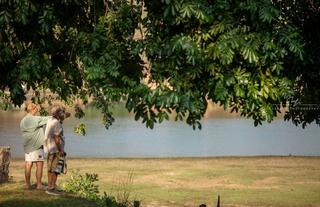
[47,152,60,173]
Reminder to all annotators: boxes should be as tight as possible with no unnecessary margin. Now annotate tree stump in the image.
[0,146,10,183]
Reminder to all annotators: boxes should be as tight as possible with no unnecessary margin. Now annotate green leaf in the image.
[74,123,86,136]
[214,81,228,101]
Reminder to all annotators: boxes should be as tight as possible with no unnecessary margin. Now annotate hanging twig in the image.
[139,1,145,39]
[93,0,96,27]
[104,0,109,16]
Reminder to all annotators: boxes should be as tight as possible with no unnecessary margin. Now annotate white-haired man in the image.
[44,106,70,195]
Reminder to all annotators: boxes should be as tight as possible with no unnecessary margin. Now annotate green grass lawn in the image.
[1,157,320,207]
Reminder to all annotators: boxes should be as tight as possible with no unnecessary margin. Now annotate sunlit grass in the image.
[2,157,320,207]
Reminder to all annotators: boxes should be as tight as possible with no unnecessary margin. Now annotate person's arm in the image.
[36,116,51,127]
[53,121,64,155]
[53,134,64,155]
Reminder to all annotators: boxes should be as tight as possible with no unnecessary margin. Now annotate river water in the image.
[0,108,319,158]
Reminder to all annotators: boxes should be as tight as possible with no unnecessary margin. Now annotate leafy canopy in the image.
[0,0,319,130]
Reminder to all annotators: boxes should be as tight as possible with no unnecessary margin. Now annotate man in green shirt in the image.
[20,102,50,190]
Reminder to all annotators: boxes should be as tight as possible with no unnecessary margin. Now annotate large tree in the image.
[0,0,319,130]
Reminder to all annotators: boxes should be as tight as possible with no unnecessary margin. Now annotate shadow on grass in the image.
[0,197,98,207]
[0,181,97,207]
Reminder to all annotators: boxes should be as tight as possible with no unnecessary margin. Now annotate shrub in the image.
[99,192,121,207]
[64,170,136,207]
[63,170,100,201]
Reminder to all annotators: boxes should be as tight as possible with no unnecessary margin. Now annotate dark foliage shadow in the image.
[0,185,97,207]
[0,196,97,207]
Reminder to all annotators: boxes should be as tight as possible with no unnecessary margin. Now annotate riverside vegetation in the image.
[0,157,320,207]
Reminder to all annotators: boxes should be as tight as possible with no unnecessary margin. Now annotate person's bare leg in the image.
[47,172,57,189]
[52,173,58,189]
[47,172,53,189]
[35,161,44,189]
[25,161,33,189]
